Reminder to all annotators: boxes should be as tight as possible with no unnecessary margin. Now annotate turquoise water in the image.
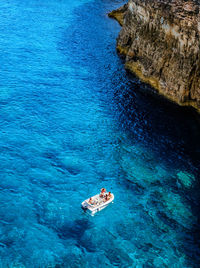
[0,0,200,267]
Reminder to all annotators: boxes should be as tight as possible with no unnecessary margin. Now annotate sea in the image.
[0,0,199,267]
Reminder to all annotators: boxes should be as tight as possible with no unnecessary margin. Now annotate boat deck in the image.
[81,193,114,214]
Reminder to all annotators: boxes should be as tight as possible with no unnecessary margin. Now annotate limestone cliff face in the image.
[109,0,200,112]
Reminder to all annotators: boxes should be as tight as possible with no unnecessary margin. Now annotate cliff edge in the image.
[109,0,200,112]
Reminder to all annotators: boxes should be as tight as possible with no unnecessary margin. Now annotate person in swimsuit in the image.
[104,192,112,202]
[88,197,94,205]
[100,188,106,198]
[108,192,112,199]
[104,194,109,202]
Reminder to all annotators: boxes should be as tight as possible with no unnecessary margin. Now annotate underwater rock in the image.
[119,152,160,188]
[105,247,133,267]
[58,155,87,175]
[160,190,195,228]
[177,171,195,188]
[109,0,200,112]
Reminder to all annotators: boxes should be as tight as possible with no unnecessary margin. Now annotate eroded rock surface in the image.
[109,0,200,112]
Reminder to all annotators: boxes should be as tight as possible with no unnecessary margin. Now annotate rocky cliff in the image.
[109,0,200,112]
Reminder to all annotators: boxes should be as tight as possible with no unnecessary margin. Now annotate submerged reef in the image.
[109,0,200,112]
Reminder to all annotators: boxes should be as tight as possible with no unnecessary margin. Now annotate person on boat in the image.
[104,192,112,202]
[88,197,94,205]
[100,188,106,198]
[108,192,112,199]
[104,194,109,202]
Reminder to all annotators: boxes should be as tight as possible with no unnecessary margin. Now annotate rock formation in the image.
[109,0,200,112]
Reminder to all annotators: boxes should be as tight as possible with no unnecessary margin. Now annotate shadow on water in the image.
[57,218,96,253]
[61,0,200,173]
[113,73,200,167]
[115,74,200,264]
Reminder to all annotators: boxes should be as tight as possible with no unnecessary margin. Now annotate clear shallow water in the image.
[0,0,200,267]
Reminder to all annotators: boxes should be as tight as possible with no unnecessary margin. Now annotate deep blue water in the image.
[0,0,200,267]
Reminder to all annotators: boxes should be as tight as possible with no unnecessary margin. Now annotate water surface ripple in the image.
[0,0,200,267]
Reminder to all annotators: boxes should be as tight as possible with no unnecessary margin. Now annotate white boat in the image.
[81,192,114,215]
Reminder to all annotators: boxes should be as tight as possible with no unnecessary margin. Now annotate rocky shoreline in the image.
[109,0,200,112]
